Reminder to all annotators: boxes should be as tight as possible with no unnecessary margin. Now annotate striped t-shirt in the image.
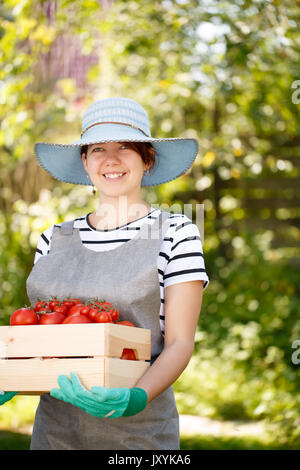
[34,207,209,335]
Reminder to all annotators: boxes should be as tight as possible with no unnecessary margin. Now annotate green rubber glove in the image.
[50,372,148,418]
[0,390,18,405]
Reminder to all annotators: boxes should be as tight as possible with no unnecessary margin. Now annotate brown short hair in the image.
[81,142,155,170]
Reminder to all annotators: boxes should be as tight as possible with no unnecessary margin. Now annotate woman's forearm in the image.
[134,339,194,403]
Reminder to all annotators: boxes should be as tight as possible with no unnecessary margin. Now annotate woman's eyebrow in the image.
[89,144,104,151]
[91,142,125,149]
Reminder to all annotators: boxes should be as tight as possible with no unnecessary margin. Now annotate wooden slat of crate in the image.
[0,357,150,394]
[0,357,104,393]
[106,324,150,360]
[0,323,151,360]
[105,358,150,388]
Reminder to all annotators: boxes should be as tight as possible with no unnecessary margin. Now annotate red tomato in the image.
[120,348,137,360]
[69,298,82,304]
[117,320,135,327]
[98,301,113,308]
[92,301,114,311]
[39,311,66,325]
[97,304,119,319]
[66,304,86,316]
[62,314,92,324]
[79,305,91,316]
[10,308,39,326]
[34,300,49,312]
[87,307,101,322]
[37,309,52,315]
[48,299,61,311]
[110,308,119,322]
[52,304,68,315]
[87,298,106,306]
[95,311,113,323]
[61,298,77,310]
[93,302,119,322]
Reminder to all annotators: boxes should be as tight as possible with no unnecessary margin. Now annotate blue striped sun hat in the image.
[34,97,199,187]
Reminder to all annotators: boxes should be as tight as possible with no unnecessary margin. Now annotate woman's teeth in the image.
[104,173,126,179]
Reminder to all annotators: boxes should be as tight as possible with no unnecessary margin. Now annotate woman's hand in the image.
[0,390,18,405]
[50,372,147,418]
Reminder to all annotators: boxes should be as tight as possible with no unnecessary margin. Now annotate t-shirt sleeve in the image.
[163,215,209,289]
[33,226,54,265]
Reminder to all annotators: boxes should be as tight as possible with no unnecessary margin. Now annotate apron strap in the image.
[139,210,171,240]
[60,220,75,236]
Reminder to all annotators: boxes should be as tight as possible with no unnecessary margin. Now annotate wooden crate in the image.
[0,323,151,394]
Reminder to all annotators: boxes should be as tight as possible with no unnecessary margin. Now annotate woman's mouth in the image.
[102,172,127,182]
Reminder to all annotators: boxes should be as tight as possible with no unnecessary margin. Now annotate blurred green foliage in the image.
[0,185,97,322]
[0,0,300,450]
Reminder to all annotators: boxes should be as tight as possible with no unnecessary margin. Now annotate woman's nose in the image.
[103,149,121,162]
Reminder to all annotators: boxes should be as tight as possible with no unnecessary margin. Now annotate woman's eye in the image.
[91,145,129,153]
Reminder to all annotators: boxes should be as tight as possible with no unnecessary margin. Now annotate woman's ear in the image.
[146,146,155,172]
[81,145,89,170]
[81,153,87,171]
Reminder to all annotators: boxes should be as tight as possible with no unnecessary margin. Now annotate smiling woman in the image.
[8,97,210,450]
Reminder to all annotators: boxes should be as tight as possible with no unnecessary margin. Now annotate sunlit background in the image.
[0,0,299,450]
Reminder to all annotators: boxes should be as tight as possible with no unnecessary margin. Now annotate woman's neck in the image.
[90,197,151,230]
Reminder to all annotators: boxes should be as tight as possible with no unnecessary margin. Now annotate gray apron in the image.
[26,211,180,450]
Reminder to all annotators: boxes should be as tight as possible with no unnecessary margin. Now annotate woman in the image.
[0,97,209,450]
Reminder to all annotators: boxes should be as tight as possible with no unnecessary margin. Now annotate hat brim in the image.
[34,123,199,187]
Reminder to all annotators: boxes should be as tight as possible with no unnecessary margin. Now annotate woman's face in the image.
[81,142,148,201]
